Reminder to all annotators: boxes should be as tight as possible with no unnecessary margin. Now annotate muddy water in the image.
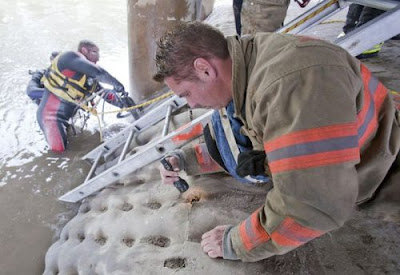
[0,0,131,172]
[0,0,132,273]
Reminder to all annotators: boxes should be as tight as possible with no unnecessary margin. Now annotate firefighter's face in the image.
[164,57,233,109]
[165,77,231,110]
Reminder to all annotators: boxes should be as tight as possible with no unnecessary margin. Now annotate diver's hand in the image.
[31,70,44,83]
[114,82,125,94]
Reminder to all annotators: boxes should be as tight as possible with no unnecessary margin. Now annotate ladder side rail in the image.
[82,96,187,161]
[348,0,399,11]
[277,0,342,34]
[278,0,397,36]
[335,4,400,56]
[59,110,214,203]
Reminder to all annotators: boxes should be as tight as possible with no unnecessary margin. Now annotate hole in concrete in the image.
[187,195,200,204]
[135,179,145,185]
[100,206,108,212]
[114,182,124,187]
[79,204,91,213]
[360,234,374,245]
[183,188,206,204]
[164,257,186,269]
[122,237,135,247]
[77,233,85,243]
[95,236,107,246]
[120,202,133,211]
[141,235,170,247]
[144,201,161,210]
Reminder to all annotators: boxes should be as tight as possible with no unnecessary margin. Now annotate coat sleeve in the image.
[227,64,364,262]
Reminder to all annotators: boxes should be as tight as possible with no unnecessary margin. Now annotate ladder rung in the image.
[84,149,105,183]
[162,105,173,137]
[118,129,136,163]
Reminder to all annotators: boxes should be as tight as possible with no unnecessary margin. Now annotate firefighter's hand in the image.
[159,156,181,186]
[201,225,228,258]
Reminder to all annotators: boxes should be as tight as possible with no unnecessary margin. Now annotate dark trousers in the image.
[343,4,385,34]
[233,0,243,35]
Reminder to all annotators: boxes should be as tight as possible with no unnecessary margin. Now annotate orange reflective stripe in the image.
[264,122,357,153]
[264,121,360,174]
[357,64,388,146]
[271,217,323,247]
[239,221,253,251]
[268,148,359,174]
[193,144,221,173]
[172,123,203,143]
[239,209,270,251]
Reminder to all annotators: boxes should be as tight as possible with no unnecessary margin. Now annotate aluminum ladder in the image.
[59,95,213,203]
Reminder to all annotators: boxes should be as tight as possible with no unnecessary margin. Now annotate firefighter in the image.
[155,22,400,262]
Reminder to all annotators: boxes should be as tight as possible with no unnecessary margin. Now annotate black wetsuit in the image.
[26,70,45,105]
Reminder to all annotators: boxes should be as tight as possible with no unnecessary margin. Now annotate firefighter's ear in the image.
[193,58,216,80]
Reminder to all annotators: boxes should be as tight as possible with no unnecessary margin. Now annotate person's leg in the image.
[356,6,385,27]
[355,6,386,58]
[37,90,69,152]
[233,0,243,35]
[343,4,364,34]
[240,0,290,35]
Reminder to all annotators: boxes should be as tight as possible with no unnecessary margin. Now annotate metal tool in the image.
[160,157,189,193]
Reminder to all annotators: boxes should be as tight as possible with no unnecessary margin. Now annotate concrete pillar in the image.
[127,0,214,102]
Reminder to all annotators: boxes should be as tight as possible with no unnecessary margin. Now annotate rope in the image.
[75,90,175,143]
[282,0,339,34]
[98,91,175,115]
[76,90,174,116]
[319,19,345,25]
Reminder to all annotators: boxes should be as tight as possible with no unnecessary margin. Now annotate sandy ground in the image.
[1,1,399,274]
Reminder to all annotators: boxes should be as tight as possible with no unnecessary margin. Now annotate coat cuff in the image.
[222,225,239,260]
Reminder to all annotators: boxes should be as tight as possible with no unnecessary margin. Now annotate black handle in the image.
[160,158,189,193]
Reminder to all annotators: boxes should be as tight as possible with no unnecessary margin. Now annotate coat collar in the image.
[227,35,254,120]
